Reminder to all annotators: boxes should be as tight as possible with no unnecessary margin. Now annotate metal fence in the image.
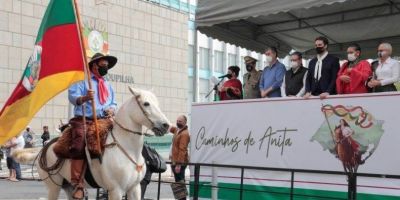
[2,159,398,200]
[143,161,400,200]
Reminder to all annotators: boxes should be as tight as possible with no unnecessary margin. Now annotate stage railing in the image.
[149,161,400,200]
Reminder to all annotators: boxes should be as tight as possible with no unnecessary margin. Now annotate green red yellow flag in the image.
[0,0,85,144]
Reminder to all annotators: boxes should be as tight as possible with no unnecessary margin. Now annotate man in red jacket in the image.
[336,43,372,94]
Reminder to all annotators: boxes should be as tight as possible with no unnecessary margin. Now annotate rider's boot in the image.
[71,159,85,199]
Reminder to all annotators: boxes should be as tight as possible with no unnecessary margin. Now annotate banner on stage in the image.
[190,93,400,198]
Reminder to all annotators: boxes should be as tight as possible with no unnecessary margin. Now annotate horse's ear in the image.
[128,86,141,97]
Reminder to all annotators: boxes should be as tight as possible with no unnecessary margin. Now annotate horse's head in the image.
[123,86,170,136]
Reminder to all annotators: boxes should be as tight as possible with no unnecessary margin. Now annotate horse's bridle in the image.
[133,94,155,128]
[112,94,155,136]
[104,94,157,172]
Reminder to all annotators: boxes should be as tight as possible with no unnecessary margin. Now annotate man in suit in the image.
[304,36,340,99]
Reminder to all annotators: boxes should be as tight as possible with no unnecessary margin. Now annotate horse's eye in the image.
[143,102,150,107]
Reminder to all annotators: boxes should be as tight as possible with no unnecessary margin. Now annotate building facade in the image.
[0,0,188,136]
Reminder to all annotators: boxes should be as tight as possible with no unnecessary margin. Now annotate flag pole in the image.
[72,0,102,156]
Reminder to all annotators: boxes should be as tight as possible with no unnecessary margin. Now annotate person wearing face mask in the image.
[280,52,308,97]
[67,53,118,199]
[367,43,400,92]
[243,56,262,99]
[219,66,243,100]
[169,115,190,200]
[304,36,340,99]
[259,47,286,98]
[336,44,372,94]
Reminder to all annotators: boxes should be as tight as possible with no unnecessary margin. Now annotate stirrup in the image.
[72,186,85,200]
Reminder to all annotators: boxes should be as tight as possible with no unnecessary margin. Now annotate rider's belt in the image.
[74,116,109,120]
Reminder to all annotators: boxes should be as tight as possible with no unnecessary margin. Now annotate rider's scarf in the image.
[94,75,109,105]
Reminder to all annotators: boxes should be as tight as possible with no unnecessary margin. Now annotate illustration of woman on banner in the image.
[312,104,385,174]
[334,119,362,173]
[339,119,360,153]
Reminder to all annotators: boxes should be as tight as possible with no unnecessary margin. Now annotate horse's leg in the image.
[47,186,62,200]
[42,176,63,200]
[37,166,63,200]
[127,184,141,200]
[108,189,123,200]
[62,184,75,200]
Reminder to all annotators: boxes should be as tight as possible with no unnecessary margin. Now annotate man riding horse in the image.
[68,53,117,199]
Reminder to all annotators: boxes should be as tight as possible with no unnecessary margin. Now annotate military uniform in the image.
[243,56,262,99]
[243,70,262,99]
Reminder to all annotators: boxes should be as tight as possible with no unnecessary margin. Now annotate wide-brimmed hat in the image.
[88,53,118,69]
[244,56,258,64]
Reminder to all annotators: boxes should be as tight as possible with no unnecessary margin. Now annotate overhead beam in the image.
[260,2,398,27]
[237,20,293,52]
[260,11,400,35]
[387,0,400,12]
[286,11,339,44]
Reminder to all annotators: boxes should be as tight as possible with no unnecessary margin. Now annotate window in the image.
[188,76,193,102]
[180,0,189,12]
[170,0,180,9]
[199,47,210,70]
[188,45,194,68]
[188,20,195,30]
[239,55,245,70]
[199,78,211,102]
[228,53,236,67]
[160,0,170,6]
[214,50,223,73]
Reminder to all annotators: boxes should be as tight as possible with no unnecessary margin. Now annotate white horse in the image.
[14,86,170,200]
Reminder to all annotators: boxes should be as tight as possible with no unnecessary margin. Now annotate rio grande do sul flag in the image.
[0,0,85,144]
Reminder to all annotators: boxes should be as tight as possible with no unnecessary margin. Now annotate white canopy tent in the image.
[196,0,400,58]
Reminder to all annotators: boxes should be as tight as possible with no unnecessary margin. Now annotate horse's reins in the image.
[104,94,156,172]
[113,119,144,136]
[104,131,144,172]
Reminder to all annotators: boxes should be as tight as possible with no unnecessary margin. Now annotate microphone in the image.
[218,74,229,78]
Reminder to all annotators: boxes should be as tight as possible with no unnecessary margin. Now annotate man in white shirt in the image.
[4,134,25,181]
[367,43,400,92]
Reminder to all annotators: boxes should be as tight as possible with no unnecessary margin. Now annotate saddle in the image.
[53,118,113,159]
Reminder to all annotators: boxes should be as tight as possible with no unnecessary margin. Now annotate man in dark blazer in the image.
[304,36,340,99]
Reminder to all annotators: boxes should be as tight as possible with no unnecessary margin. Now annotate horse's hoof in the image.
[72,188,85,200]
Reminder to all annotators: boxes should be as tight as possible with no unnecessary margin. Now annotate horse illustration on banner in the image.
[311,104,384,174]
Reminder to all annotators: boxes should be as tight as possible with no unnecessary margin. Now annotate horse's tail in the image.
[12,147,41,164]
[38,137,65,172]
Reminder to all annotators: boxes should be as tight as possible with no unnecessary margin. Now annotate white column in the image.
[193,30,199,102]
[222,42,227,74]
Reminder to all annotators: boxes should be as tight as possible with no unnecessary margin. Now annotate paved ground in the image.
[0,178,177,200]
[0,159,183,199]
